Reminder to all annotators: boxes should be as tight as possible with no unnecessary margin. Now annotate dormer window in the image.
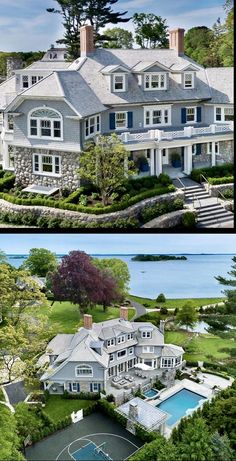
[113,74,125,92]
[141,331,151,338]
[144,73,167,90]
[107,339,115,347]
[184,72,194,89]
[117,335,125,344]
[22,75,29,88]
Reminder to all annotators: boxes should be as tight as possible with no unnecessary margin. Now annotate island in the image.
[131,254,187,261]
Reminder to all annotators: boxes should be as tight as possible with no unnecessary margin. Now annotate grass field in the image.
[165,330,235,362]
[129,295,225,310]
[44,396,97,423]
[39,302,135,334]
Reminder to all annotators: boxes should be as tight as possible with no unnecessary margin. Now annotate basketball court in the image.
[25,412,143,461]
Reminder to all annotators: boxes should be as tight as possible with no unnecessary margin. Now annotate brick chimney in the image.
[80,25,95,57]
[84,314,93,329]
[6,57,24,78]
[169,28,185,55]
[159,320,165,334]
[120,306,129,321]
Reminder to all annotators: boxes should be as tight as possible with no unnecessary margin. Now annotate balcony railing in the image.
[118,122,234,144]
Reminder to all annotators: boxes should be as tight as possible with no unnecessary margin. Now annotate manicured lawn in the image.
[165,330,234,362]
[129,295,225,310]
[0,387,5,401]
[39,301,135,334]
[44,396,97,423]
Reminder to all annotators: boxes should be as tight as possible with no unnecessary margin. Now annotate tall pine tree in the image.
[47,0,130,59]
[215,256,236,314]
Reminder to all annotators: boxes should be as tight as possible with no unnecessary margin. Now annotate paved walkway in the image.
[128,299,146,320]
[3,380,27,406]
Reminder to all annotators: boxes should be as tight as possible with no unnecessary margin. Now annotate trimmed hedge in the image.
[134,424,158,442]
[208,176,234,185]
[0,173,15,192]
[191,164,234,183]
[140,198,183,223]
[97,399,127,428]
[30,412,71,443]
[62,390,100,400]
[0,184,175,215]
[185,360,199,367]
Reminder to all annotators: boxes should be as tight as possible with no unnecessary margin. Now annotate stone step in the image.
[197,208,233,218]
[197,215,234,227]
[195,202,222,211]
[197,212,233,225]
[185,192,210,200]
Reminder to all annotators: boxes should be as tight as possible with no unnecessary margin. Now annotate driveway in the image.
[128,299,146,319]
[4,380,27,405]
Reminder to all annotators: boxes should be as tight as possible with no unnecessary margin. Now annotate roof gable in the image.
[132,61,170,73]
[101,64,130,74]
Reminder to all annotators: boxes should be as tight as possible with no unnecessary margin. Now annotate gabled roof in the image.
[118,397,167,429]
[0,76,17,110]
[131,61,171,73]
[161,344,184,357]
[170,63,200,72]
[26,61,71,70]
[101,64,130,74]
[206,67,234,104]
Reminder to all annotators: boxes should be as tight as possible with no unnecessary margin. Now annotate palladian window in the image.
[76,364,93,377]
[29,108,63,140]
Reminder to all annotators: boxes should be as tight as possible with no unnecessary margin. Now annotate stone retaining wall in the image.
[209,183,234,197]
[0,190,184,225]
[142,208,196,228]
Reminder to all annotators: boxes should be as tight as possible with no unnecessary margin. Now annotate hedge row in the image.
[0,185,175,215]
[208,176,234,185]
[134,424,158,442]
[30,412,71,443]
[190,164,233,183]
[97,399,127,428]
[62,390,100,400]
[140,198,183,223]
[0,173,15,192]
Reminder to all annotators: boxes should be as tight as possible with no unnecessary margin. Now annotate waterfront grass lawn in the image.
[129,295,225,310]
[165,330,234,362]
[40,302,135,334]
[43,396,97,423]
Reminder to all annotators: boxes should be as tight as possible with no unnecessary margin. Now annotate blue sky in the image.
[0,233,235,255]
[0,0,226,51]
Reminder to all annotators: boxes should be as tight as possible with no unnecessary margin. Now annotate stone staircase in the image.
[178,181,234,228]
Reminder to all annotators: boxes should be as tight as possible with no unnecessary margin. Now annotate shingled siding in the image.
[216,140,234,164]
[0,190,184,225]
[14,147,80,190]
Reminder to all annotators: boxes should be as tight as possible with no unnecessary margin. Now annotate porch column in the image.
[183,145,192,175]
[211,141,216,166]
[150,148,155,175]
[155,148,162,176]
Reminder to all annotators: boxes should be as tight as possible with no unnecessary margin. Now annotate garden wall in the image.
[142,209,196,228]
[0,190,184,225]
[208,183,234,197]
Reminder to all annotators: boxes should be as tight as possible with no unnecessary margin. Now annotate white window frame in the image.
[31,75,44,86]
[107,338,115,347]
[186,107,197,123]
[175,356,182,366]
[115,112,128,130]
[7,114,14,131]
[113,74,126,92]
[7,145,15,170]
[85,114,101,139]
[144,106,171,127]
[92,382,99,392]
[117,335,125,344]
[22,75,29,88]
[110,353,114,362]
[141,331,151,339]
[76,364,93,377]
[144,73,167,91]
[184,72,194,89]
[142,346,154,353]
[127,333,133,341]
[161,357,174,368]
[214,106,234,123]
[117,349,127,360]
[128,347,133,355]
[28,107,63,141]
[72,382,77,392]
[33,153,61,177]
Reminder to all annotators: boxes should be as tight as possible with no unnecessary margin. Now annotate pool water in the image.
[143,388,159,399]
[157,389,206,426]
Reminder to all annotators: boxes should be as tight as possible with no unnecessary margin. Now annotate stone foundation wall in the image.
[216,140,234,164]
[142,208,197,228]
[0,190,184,225]
[193,143,211,167]
[209,183,234,197]
[14,147,80,191]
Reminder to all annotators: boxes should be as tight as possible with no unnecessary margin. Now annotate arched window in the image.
[28,107,63,140]
[75,364,93,377]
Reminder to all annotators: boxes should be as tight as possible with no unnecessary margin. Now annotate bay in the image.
[6,253,234,299]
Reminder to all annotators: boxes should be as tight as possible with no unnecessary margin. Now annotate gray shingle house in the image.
[40,307,184,397]
[0,26,233,190]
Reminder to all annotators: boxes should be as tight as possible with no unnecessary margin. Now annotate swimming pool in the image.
[156,388,206,426]
[143,388,159,399]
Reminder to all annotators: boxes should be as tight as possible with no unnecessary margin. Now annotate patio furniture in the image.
[128,376,134,382]
[124,382,133,389]
[112,376,122,383]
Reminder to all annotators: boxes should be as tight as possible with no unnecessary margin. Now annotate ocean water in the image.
[6,254,233,299]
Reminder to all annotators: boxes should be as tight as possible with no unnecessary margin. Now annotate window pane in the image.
[151,74,159,88]
[34,154,39,172]
[53,120,61,138]
[42,155,53,172]
[31,76,37,85]
[224,107,234,121]
[22,75,29,88]
[41,120,51,136]
[216,107,222,121]
[153,110,162,124]
[116,112,126,127]
[114,75,124,90]
[30,119,37,136]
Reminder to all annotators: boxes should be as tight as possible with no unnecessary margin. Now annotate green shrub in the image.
[153,379,165,390]
[160,307,168,315]
[186,360,199,367]
[0,173,15,191]
[134,424,158,442]
[140,198,183,223]
[156,293,166,303]
[97,399,127,427]
[182,212,196,228]
[208,176,234,185]
[62,390,100,400]
[191,164,234,183]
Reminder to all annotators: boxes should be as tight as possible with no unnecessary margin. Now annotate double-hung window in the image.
[7,146,15,169]
[107,339,115,347]
[141,331,151,339]
[85,115,101,138]
[29,108,63,140]
[144,73,167,90]
[117,335,125,344]
[31,75,44,86]
[142,346,154,353]
[161,358,174,368]
[113,74,125,92]
[128,347,133,355]
[115,112,127,129]
[144,107,170,126]
[33,153,61,176]
[110,354,114,362]
[184,72,194,88]
[7,115,14,131]
[22,75,29,88]
[186,107,196,122]
[215,106,234,122]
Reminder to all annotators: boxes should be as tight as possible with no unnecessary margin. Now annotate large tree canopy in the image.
[101,27,133,48]
[47,0,130,59]
[184,26,214,66]
[133,13,168,49]
[215,256,236,314]
[175,302,198,330]
[93,257,130,296]
[21,248,58,277]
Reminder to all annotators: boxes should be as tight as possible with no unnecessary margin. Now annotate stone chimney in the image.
[80,25,95,57]
[169,28,185,55]
[159,320,165,334]
[6,57,23,79]
[120,306,129,321]
[129,401,138,420]
[84,314,93,330]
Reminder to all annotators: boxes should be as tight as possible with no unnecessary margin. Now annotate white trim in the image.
[84,114,101,139]
[75,364,93,377]
[28,106,63,141]
[214,105,234,123]
[117,349,127,359]
[115,111,128,130]
[184,71,194,89]
[33,152,61,177]
[144,106,171,128]
[144,73,167,91]
[113,73,126,92]
[186,106,197,123]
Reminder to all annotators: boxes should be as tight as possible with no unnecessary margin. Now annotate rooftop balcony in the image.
[118,123,234,144]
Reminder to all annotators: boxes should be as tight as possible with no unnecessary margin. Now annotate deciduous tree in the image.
[21,248,58,277]
[101,27,133,48]
[215,256,236,314]
[133,13,168,49]
[176,302,198,330]
[93,258,130,296]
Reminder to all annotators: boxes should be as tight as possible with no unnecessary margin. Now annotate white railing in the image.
[119,123,233,143]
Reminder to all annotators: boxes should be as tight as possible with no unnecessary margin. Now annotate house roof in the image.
[0,76,17,110]
[26,61,71,70]
[206,67,234,104]
[161,344,184,357]
[117,397,168,429]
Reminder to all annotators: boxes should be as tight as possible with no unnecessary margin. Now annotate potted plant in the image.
[137,155,150,172]
[171,152,181,168]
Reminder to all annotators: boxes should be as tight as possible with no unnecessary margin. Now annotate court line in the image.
[56,432,139,460]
